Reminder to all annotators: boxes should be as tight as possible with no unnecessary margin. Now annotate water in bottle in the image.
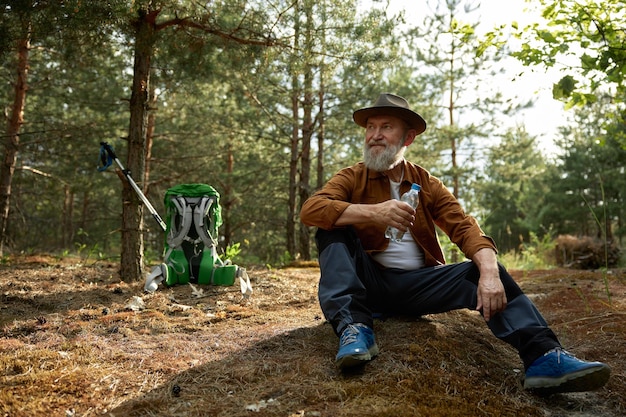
[385,183,421,242]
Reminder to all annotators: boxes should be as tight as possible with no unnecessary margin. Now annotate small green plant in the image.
[74,242,88,256]
[224,242,242,263]
[278,250,293,267]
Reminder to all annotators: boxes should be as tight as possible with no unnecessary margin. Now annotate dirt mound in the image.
[1,255,624,416]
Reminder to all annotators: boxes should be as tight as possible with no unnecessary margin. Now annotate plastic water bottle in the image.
[385,183,421,243]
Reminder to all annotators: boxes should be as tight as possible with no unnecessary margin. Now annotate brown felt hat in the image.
[353,93,426,135]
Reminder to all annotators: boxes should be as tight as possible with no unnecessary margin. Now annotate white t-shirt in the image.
[372,179,425,270]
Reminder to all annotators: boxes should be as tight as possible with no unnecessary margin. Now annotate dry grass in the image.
[1,255,624,417]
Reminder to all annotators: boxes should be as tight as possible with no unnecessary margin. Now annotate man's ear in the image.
[403,129,418,147]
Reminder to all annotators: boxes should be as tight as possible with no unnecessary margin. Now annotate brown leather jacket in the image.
[300,159,497,267]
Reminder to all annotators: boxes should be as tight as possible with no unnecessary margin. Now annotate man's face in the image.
[363,115,410,172]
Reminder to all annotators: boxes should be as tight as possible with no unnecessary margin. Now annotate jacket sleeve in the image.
[300,168,353,230]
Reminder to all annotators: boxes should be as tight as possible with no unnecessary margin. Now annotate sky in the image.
[386,0,570,156]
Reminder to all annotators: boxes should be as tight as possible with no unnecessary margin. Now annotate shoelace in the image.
[544,347,571,364]
[340,324,363,346]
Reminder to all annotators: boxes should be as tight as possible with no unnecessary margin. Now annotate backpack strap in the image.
[193,195,218,249]
[163,196,195,266]
[167,196,194,248]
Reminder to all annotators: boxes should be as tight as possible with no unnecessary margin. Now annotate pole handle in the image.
[98,141,167,232]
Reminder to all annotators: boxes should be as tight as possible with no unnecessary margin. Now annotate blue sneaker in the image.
[335,323,379,368]
[524,347,610,394]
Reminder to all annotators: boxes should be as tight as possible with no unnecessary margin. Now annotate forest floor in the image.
[0,254,625,417]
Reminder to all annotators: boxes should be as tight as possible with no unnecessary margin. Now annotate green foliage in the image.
[2,0,624,268]
[552,75,577,100]
[476,93,625,263]
[475,128,550,253]
[1,0,130,256]
[512,0,626,141]
[545,98,626,241]
[401,0,518,206]
[499,232,555,271]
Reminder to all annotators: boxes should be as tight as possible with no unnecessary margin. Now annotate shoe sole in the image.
[336,343,380,369]
[525,364,610,395]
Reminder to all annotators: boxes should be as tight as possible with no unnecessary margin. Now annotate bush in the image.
[555,234,622,269]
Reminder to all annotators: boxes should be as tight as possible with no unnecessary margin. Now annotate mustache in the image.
[367,138,387,147]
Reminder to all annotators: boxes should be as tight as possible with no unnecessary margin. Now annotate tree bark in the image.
[287,88,299,259]
[221,144,234,251]
[62,185,74,248]
[120,8,157,281]
[286,4,300,260]
[298,14,313,260]
[0,28,30,256]
[144,84,157,196]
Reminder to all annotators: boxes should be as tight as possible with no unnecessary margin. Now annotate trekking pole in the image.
[98,142,167,232]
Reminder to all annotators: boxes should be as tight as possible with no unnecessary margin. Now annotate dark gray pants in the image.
[316,228,561,369]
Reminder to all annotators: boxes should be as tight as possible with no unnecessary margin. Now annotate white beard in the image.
[363,141,407,172]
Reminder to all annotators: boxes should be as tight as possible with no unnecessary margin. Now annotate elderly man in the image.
[300,93,610,394]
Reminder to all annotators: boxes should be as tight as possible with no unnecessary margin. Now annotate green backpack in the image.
[144,183,251,294]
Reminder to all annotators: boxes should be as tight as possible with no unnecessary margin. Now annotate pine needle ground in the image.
[1,256,624,417]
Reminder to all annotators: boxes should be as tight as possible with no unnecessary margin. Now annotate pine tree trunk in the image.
[286,7,301,260]
[221,145,234,251]
[298,59,313,261]
[316,84,325,190]
[62,185,74,247]
[144,84,156,196]
[287,87,299,259]
[0,30,30,256]
[448,44,459,264]
[120,8,157,281]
